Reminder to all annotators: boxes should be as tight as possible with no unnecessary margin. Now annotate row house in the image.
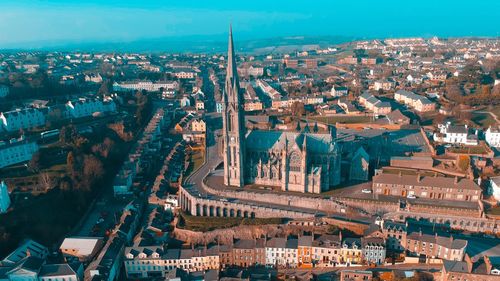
[190,119,206,133]
[0,138,39,168]
[113,109,167,197]
[361,237,386,265]
[359,92,392,115]
[271,96,324,110]
[330,85,348,97]
[372,80,394,91]
[434,122,478,146]
[379,219,467,261]
[442,255,500,281]
[257,79,283,101]
[265,237,297,267]
[406,232,467,261]
[227,238,266,268]
[485,126,500,148]
[84,73,103,83]
[122,235,383,278]
[238,65,265,77]
[113,81,179,92]
[340,238,363,265]
[372,173,482,202]
[65,97,116,119]
[311,234,342,266]
[381,221,407,252]
[1,108,46,132]
[244,84,263,112]
[394,90,436,112]
[124,246,220,279]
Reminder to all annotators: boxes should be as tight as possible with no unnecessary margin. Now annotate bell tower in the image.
[222,25,245,187]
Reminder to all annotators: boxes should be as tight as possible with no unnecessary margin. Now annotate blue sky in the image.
[0,0,499,48]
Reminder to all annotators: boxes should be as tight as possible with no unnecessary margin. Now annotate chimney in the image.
[417,173,421,183]
[339,231,343,243]
[454,177,459,184]
[398,171,402,178]
[26,249,31,257]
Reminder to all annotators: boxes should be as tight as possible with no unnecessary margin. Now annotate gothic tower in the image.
[222,25,245,187]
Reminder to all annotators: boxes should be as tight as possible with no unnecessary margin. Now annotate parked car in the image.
[362,189,372,194]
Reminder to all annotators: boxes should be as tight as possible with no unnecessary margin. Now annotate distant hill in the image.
[0,35,356,54]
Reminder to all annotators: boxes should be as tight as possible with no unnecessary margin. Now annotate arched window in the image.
[227,112,233,131]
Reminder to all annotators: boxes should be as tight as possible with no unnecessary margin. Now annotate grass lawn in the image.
[308,115,373,125]
[486,205,500,216]
[490,105,500,119]
[448,145,489,155]
[471,112,497,128]
[183,148,205,179]
[177,210,284,232]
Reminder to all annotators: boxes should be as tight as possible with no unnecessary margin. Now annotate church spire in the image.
[226,24,239,91]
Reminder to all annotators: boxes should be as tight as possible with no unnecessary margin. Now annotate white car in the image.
[361,189,372,194]
[407,194,417,199]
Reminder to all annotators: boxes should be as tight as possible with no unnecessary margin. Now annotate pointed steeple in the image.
[226,24,239,91]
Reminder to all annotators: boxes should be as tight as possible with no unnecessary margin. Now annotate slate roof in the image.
[245,131,335,154]
[39,263,77,277]
[443,260,468,273]
[373,173,481,191]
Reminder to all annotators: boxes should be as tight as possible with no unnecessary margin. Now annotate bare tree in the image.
[39,172,53,192]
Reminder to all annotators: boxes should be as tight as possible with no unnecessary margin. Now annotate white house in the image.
[434,122,478,146]
[0,138,39,168]
[113,81,179,92]
[0,108,46,132]
[330,86,348,97]
[490,176,500,202]
[485,126,500,148]
[65,97,116,119]
[0,181,10,213]
[265,238,287,266]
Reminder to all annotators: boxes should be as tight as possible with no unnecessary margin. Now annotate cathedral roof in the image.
[245,130,336,153]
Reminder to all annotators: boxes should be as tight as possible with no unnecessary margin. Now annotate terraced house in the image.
[372,173,482,202]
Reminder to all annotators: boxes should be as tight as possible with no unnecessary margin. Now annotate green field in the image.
[182,148,205,180]
[448,145,489,155]
[177,210,284,232]
[472,112,497,128]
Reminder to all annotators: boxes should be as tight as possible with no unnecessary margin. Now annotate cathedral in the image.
[222,27,341,193]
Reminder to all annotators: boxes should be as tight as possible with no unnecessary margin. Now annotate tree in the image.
[98,79,112,96]
[290,101,305,117]
[38,172,53,192]
[60,125,78,145]
[29,152,41,172]
[295,121,301,132]
[457,155,470,172]
[83,155,104,185]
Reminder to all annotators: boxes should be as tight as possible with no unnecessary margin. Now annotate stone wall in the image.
[179,185,315,219]
[202,177,352,214]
